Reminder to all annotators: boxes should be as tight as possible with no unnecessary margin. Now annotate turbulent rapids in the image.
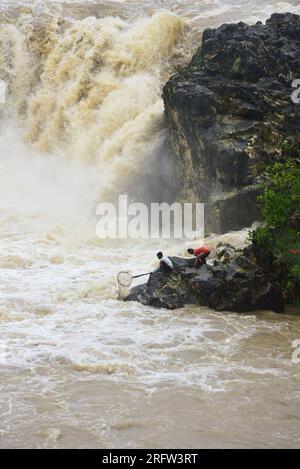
[0,0,300,450]
[0,9,184,202]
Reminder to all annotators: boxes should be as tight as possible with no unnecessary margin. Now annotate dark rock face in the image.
[163,13,300,233]
[125,248,285,313]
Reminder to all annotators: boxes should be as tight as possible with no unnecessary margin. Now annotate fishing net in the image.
[117,271,133,300]
[117,271,133,287]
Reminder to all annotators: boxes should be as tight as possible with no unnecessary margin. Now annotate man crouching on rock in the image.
[154,252,174,274]
[188,245,211,269]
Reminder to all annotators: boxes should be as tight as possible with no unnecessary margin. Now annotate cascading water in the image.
[0,0,300,450]
[1,9,184,205]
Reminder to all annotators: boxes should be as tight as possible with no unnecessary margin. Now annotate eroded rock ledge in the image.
[163,13,300,233]
[125,244,285,313]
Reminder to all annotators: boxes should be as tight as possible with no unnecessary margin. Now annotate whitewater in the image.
[0,0,300,449]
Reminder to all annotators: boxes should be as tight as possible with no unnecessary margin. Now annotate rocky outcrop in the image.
[216,241,241,263]
[163,13,300,233]
[125,245,285,313]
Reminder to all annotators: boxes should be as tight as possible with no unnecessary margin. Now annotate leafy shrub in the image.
[250,160,300,304]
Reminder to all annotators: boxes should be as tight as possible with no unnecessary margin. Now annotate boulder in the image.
[216,242,240,263]
[163,13,300,233]
[125,250,285,313]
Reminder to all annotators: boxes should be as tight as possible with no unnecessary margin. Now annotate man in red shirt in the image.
[188,246,211,269]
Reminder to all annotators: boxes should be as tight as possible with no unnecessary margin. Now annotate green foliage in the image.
[286,265,300,302]
[258,161,300,228]
[250,160,300,304]
[232,56,241,75]
[282,141,300,159]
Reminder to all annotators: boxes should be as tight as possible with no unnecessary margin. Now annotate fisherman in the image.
[188,245,211,269]
[155,251,174,274]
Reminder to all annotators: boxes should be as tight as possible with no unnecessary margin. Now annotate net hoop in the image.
[117,271,133,288]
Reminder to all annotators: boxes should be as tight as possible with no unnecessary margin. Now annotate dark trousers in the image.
[160,261,173,274]
[194,251,210,269]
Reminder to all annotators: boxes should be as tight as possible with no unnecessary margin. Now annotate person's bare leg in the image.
[194,255,202,269]
[202,251,211,265]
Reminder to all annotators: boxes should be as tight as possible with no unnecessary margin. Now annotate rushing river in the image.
[0,0,300,449]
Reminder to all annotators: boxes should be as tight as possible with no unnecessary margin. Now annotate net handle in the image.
[117,271,152,288]
[132,272,152,279]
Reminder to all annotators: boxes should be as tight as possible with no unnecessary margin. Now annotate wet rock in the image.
[126,273,185,310]
[216,242,240,263]
[163,13,300,233]
[125,251,285,313]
